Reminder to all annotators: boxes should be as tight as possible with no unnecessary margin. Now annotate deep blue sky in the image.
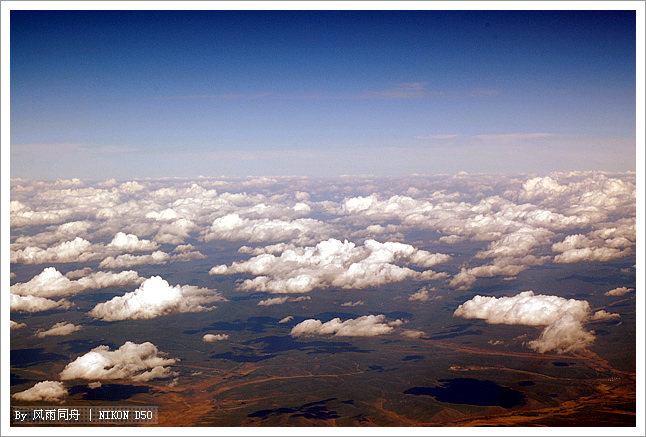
[9,9,638,179]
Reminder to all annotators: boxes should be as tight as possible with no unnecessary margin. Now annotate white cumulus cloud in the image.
[605,286,634,296]
[10,320,27,330]
[98,251,170,269]
[290,315,402,337]
[88,276,225,321]
[60,341,178,382]
[202,334,229,342]
[107,232,160,252]
[36,322,83,338]
[454,291,607,354]
[409,287,432,302]
[10,294,73,313]
[210,238,450,293]
[11,267,144,298]
[12,381,68,403]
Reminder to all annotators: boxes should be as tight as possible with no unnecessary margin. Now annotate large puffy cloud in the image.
[88,276,225,321]
[552,232,633,264]
[290,315,402,337]
[60,341,177,382]
[475,227,554,259]
[10,294,73,313]
[154,218,198,245]
[210,238,450,293]
[10,267,84,297]
[10,267,144,298]
[10,237,97,264]
[107,232,159,252]
[36,322,82,338]
[201,213,333,245]
[454,291,616,353]
[76,270,146,288]
[12,381,68,403]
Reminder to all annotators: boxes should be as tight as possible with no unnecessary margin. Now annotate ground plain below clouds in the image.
[8,171,637,424]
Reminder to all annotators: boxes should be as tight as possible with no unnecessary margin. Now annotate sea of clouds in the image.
[9,172,635,402]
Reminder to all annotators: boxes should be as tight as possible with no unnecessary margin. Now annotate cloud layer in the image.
[10,172,635,291]
[210,238,449,293]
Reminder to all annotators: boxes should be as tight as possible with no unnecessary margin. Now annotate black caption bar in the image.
[12,406,158,425]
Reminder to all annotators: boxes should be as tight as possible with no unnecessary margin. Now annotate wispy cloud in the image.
[471,133,560,143]
[161,92,272,100]
[11,143,140,156]
[358,82,428,99]
[416,134,460,140]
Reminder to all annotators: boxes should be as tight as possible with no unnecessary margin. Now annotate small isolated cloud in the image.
[409,287,433,302]
[416,134,460,140]
[360,82,428,99]
[169,250,207,263]
[258,295,310,306]
[12,381,68,403]
[342,300,365,307]
[36,322,82,338]
[88,276,224,321]
[258,296,289,306]
[10,320,27,330]
[60,341,177,382]
[401,329,426,338]
[604,286,634,297]
[10,267,84,297]
[210,238,450,294]
[290,315,402,337]
[454,291,603,354]
[590,310,621,321]
[279,316,294,324]
[202,334,229,342]
[10,294,73,313]
[472,132,559,143]
[88,381,102,389]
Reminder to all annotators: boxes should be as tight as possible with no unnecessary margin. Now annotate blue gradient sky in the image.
[9,8,638,180]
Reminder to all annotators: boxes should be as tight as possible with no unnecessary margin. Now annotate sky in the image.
[6,5,640,180]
